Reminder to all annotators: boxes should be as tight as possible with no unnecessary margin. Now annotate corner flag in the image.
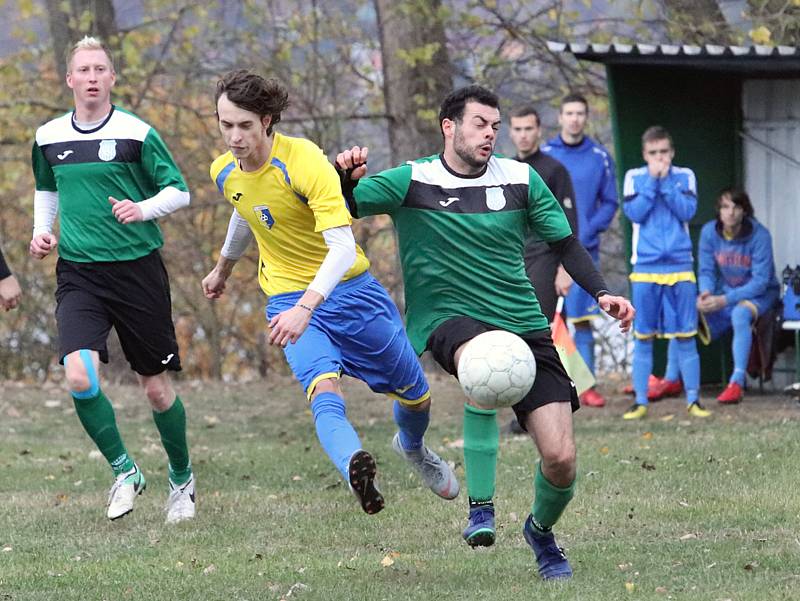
[551,297,595,395]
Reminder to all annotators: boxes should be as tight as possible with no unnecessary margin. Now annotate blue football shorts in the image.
[632,279,698,339]
[266,272,429,404]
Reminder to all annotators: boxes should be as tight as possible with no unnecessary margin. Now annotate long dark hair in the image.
[717,188,754,218]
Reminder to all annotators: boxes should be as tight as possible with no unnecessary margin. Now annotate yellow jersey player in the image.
[202,70,459,514]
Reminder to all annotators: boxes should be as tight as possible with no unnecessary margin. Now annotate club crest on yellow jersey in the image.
[253,204,275,229]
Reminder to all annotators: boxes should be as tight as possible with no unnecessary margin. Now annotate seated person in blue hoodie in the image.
[696,189,780,404]
[622,126,709,420]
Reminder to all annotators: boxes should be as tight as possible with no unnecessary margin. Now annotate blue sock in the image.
[310,392,362,481]
[730,304,754,386]
[664,338,680,381]
[632,338,653,405]
[574,327,595,376]
[393,400,429,451]
[675,337,700,404]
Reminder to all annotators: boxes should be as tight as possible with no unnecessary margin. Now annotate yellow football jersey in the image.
[210,133,370,296]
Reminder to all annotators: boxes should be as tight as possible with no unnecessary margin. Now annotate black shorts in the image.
[55,250,181,376]
[427,316,579,429]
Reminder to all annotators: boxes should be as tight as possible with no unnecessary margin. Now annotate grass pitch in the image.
[1,375,799,600]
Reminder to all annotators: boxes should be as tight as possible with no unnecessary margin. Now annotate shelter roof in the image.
[547,41,800,74]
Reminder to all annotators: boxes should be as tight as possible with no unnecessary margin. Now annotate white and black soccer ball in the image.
[456,330,537,409]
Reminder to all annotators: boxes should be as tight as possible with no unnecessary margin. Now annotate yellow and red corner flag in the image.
[551,297,595,395]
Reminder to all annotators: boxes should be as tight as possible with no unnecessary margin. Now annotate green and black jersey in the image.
[352,154,573,354]
[32,106,188,263]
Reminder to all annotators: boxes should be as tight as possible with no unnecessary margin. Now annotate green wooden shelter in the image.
[549,42,800,383]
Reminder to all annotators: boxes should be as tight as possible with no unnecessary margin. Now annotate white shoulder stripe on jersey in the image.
[671,166,697,193]
[623,166,647,197]
[36,110,152,146]
[411,156,529,188]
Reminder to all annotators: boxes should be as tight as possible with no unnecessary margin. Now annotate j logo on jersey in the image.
[253,205,275,229]
[485,187,506,211]
[98,139,117,161]
[232,192,243,203]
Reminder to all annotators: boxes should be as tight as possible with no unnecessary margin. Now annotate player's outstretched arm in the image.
[598,294,635,333]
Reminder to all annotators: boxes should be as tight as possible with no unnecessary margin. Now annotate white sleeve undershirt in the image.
[32,190,59,236]
[307,225,357,299]
[220,210,253,260]
[138,186,190,220]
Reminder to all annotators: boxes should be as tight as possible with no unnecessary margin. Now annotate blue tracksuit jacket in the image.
[697,216,780,308]
[541,135,618,255]
[622,165,697,273]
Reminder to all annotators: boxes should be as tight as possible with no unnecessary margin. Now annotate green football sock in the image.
[153,396,192,484]
[72,389,134,477]
[531,462,575,532]
[463,403,498,503]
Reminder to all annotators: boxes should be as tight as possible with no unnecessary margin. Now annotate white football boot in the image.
[165,474,196,524]
[392,433,459,499]
[107,463,146,520]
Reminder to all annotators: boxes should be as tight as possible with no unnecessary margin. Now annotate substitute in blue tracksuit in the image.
[621,126,710,420]
[542,93,618,408]
[695,189,780,404]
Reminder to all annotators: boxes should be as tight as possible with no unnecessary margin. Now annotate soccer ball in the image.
[456,330,537,409]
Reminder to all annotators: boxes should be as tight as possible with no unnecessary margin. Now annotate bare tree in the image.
[374,0,453,163]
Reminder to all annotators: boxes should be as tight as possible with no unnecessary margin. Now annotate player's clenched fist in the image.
[30,232,58,259]
[335,146,369,180]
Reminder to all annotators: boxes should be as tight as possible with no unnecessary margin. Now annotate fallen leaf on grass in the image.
[679,533,698,540]
[44,400,62,408]
[743,561,759,571]
[2,546,12,552]
[678,500,689,507]
[203,564,217,575]
[660,414,674,421]
[625,582,635,592]
[203,415,220,428]
[599,446,609,455]
[292,475,302,481]
[641,432,653,440]
[381,555,395,567]
[641,461,656,471]
[446,438,464,449]
[655,586,667,593]
[55,493,68,506]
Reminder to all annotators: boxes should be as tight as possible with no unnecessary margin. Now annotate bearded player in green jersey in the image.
[29,37,195,523]
[336,85,634,580]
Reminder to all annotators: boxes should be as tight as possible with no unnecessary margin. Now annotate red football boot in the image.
[623,374,659,395]
[648,378,683,401]
[580,388,606,408]
[717,382,743,404]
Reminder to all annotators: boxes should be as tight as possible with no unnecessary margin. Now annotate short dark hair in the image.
[717,188,755,218]
[641,125,673,148]
[215,69,290,136]
[560,93,588,112]
[509,105,540,126]
[438,85,499,133]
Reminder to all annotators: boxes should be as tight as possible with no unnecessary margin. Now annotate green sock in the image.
[72,389,134,477]
[463,403,498,502]
[531,462,575,532]
[153,396,192,484]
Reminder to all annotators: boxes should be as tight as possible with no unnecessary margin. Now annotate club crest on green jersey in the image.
[486,186,506,211]
[98,139,117,161]
[253,205,275,229]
